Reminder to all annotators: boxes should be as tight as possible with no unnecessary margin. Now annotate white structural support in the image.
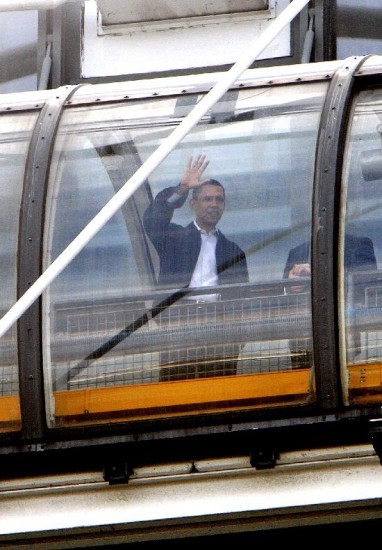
[0,446,381,545]
[0,0,311,339]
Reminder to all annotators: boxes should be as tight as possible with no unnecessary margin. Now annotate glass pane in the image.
[0,112,36,431]
[340,87,382,406]
[43,81,327,428]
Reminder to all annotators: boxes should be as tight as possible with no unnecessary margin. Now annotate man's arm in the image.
[142,186,182,252]
[283,242,310,279]
[354,236,377,270]
[143,154,210,249]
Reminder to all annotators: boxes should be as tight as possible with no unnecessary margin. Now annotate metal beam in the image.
[1,446,381,547]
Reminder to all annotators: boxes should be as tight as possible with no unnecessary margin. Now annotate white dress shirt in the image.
[189,222,220,301]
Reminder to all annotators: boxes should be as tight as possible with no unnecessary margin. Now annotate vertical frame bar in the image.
[18,84,81,440]
[312,55,369,409]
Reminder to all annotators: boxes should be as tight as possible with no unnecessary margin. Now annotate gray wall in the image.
[0,11,38,93]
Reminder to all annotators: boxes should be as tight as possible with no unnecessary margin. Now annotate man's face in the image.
[190,183,225,232]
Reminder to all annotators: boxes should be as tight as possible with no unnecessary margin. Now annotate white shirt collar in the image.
[193,220,218,236]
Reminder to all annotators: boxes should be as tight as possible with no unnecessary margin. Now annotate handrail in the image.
[0,0,310,339]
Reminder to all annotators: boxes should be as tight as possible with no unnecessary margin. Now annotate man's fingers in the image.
[181,155,210,189]
[193,155,209,175]
[192,154,206,168]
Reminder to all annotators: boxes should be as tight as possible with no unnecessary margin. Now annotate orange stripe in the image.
[347,362,382,404]
[1,363,382,427]
[348,362,382,388]
[55,370,311,417]
[0,395,21,423]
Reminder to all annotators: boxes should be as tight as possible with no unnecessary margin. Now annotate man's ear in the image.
[189,198,196,210]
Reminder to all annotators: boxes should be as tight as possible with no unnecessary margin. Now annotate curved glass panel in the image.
[341,87,382,406]
[0,112,37,431]
[43,81,327,427]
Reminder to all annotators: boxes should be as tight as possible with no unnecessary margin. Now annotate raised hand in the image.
[179,154,210,193]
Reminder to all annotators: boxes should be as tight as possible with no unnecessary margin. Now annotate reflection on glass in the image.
[341,87,382,406]
[0,113,36,431]
[42,81,327,427]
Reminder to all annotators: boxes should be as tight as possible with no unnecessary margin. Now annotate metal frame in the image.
[312,55,371,409]
[2,52,382,458]
[18,84,82,440]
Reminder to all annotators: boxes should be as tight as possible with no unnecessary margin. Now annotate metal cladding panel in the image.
[66,60,341,104]
[82,0,290,79]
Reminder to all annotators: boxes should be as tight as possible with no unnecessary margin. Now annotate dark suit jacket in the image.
[283,234,377,279]
[143,186,249,288]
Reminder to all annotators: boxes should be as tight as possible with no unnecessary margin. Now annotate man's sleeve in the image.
[283,242,309,279]
[231,246,249,284]
[283,250,294,279]
[143,186,185,250]
[355,236,377,270]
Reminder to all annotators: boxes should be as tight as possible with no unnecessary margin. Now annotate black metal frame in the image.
[18,84,82,440]
[312,55,372,409]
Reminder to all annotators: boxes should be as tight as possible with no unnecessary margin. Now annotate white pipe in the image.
[0,0,310,339]
[38,35,52,90]
[301,11,314,63]
[0,0,78,11]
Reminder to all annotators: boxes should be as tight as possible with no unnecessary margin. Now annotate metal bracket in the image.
[250,435,278,470]
[369,419,382,464]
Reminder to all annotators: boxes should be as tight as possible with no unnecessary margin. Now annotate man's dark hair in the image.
[192,179,225,200]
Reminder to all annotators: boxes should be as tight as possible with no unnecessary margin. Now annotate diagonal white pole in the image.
[0,0,310,339]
